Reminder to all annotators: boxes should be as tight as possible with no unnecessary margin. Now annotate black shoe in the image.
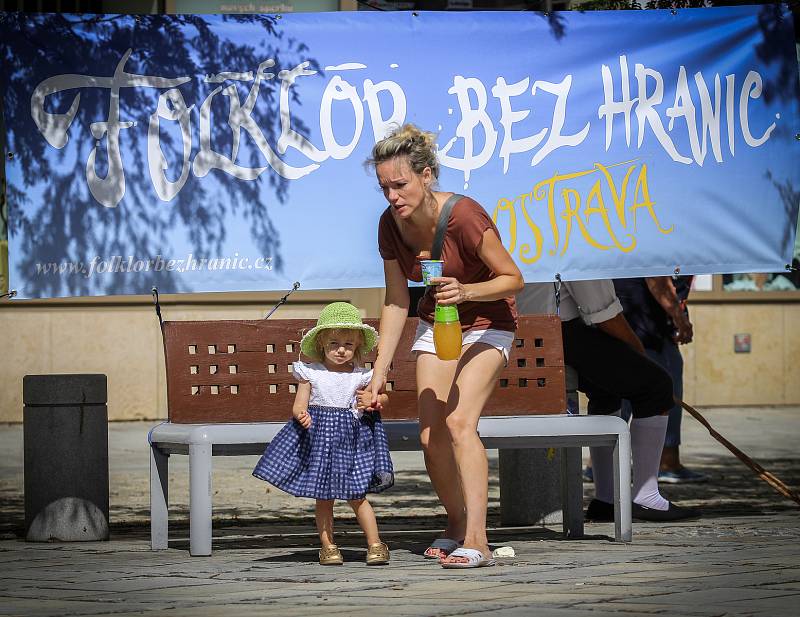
[585,499,614,522]
[632,502,701,522]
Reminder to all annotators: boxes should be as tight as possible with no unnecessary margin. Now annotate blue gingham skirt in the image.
[252,405,394,500]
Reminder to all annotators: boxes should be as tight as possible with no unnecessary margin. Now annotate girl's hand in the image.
[431,276,468,305]
[356,389,382,411]
[293,409,311,429]
[291,381,312,427]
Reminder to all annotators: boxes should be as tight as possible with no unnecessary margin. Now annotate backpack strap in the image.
[431,193,463,261]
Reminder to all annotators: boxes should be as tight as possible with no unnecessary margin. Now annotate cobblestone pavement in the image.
[1,407,799,616]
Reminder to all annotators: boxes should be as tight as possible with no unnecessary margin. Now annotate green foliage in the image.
[571,0,799,43]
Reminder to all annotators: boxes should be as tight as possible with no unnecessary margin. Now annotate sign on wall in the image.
[1,6,798,298]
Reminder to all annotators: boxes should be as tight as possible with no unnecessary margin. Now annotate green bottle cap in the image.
[434,304,460,323]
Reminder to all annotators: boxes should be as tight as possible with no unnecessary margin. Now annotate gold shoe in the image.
[366,541,389,565]
[319,544,343,565]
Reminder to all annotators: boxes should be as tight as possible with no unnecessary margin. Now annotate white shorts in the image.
[411,321,515,363]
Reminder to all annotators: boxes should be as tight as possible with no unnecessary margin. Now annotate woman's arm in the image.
[366,259,410,406]
[433,228,524,305]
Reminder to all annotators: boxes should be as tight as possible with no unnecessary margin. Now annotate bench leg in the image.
[560,446,584,539]
[189,443,213,556]
[150,444,169,550]
[560,367,585,538]
[613,432,632,542]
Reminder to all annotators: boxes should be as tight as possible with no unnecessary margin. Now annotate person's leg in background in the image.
[657,341,709,483]
[581,374,672,519]
[607,343,707,484]
[581,383,623,516]
[563,320,667,516]
[583,386,632,483]
[562,319,699,521]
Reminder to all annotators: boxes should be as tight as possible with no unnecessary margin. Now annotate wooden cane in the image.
[678,399,800,507]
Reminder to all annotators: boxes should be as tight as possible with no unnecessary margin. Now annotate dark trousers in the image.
[561,318,673,419]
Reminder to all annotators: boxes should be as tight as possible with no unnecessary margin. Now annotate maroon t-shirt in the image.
[378,196,517,332]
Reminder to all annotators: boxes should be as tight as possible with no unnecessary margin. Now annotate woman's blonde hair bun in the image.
[367,123,439,179]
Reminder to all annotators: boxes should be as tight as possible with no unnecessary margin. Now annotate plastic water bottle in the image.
[433,304,462,361]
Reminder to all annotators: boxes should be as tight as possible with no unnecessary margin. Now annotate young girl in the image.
[253,302,394,566]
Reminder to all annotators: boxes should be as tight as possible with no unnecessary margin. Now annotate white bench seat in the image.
[149,414,631,556]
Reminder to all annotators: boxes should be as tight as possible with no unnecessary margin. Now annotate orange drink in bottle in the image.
[433,304,462,361]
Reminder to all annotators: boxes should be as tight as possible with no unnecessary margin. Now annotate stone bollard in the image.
[23,374,109,542]
[499,366,581,527]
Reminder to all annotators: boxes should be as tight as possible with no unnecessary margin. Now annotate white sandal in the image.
[440,547,496,569]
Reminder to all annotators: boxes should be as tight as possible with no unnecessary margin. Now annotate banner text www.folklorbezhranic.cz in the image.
[34,254,273,278]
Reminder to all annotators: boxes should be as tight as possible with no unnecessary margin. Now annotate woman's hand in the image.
[365,373,387,409]
[431,276,468,305]
[356,389,382,411]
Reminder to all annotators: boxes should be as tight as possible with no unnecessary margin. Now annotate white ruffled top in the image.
[292,361,374,416]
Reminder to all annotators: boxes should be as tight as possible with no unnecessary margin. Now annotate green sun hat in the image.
[300,302,379,361]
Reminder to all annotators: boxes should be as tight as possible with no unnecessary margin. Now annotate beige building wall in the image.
[682,301,800,407]
[1,291,797,423]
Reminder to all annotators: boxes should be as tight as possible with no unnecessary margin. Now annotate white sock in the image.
[589,410,622,504]
[630,415,669,510]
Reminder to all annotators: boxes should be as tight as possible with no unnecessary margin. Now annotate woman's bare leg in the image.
[416,351,465,542]
[442,343,505,561]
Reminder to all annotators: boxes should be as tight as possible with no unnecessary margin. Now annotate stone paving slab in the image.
[3,519,798,617]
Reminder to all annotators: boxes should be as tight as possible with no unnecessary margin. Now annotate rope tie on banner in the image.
[151,287,163,329]
[553,273,562,317]
[264,281,300,320]
[679,398,800,507]
[1,290,17,300]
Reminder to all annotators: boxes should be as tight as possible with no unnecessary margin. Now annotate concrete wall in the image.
[1,291,798,422]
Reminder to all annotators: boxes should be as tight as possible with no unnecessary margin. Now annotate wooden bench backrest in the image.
[162,315,565,423]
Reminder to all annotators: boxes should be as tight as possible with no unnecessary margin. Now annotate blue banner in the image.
[1,6,798,298]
